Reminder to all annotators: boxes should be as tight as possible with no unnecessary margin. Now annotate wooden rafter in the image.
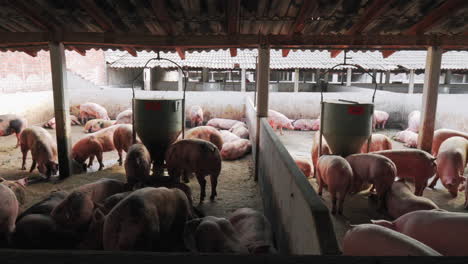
[229,48,237,57]
[150,0,175,35]
[330,50,341,58]
[289,0,318,35]
[8,0,55,31]
[176,47,185,60]
[19,48,38,57]
[226,0,241,35]
[346,0,397,35]
[69,45,86,56]
[282,49,290,57]
[124,47,137,57]
[381,50,396,58]
[79,0,119,32]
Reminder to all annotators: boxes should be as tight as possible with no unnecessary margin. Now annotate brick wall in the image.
[0,49,106,93]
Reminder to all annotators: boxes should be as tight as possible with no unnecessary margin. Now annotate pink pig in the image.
[220,139,252,160]
[294,158,313,178]
[229,122,249,139]
[431,128,468,156]
[219,130,240,143]
[292,119,320,131]
[206,118,243,130]
[311,132,331,178]
[372,110,389,130]
[394,130,418,148]
[20,126,58,179]
[0,114,28,147]
[78,102,110,123]
[189,105,204,127]
[115,109,132,124]
[0,184,19,244]
[83,119,116,133]
[407,110,420,133]
[267,110,294,135]
[44,115,81,129]
[182,126,224,150]
[113,124,141,166]
[360,134,392,153]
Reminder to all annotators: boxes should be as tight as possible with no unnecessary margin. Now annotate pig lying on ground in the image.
[385,180,439,219]
[431,128,468,156]
[346,154,396,210]
[166,139,221,203]
[220,139,252,160]
[372,110,389,130]
[83,119,116,133]
[0,184,18,246]
[428,136,468,197]
[0,114,28,147]
[181,126,224,150]
[311,132,331,178]
[394,130,418,148]
[20,126,58,179]
[103,187,193,251]
[374,149,437,196]
[51,178,127,231]
[72,125,118,171]
[16,190,68,222]
[359,134,392,153]
[294,158,313,178]
[406,110,420,133]
[190,105,204,127]
[228,208,276,254]
[43,115,81,129]
[292,118,320,131]
[113,124,141,165]
[184,216,248,253]
[267,110,294,135]
[316,155,354,215]
[207,118,243,130]
[78,102,110,123]
[219,130,240,143]
[125,143,152,189]
[0,177,27,206]
[115,109,132,124]
[229,122,249,139]
[372,209,468,256]
[342,224,441,256]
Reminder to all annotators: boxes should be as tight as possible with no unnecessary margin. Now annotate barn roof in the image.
[1,0,468,55]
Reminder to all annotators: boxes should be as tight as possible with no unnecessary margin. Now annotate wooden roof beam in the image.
[79,0,120,33]
[226,0,240,35]
[345,0,398,35]
[176,48,185,60]
[8,0,56,31]
[289,0,318,35]
[150,0,175,35]
[330,50,341,58]
[69,45,87,56]
[124,47,137,57]
[229,48,237,57]
[282,49,290,57]
[19,48,38,57]
[381,50,396,58]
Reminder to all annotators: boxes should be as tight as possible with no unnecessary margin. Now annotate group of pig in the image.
[392,110,421,147]
[267,109,320,134]
[0,176,276,253]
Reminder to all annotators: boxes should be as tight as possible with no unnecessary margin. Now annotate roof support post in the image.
[241,68,246,92]
[202,68,209,83]
[178,68,183,92]
[294,68,299,92]
[49,42,72,180]
[417,46,442,152]
[385,71,391,84]
[444,69,452,85]
[408,69,415,94]
[315,69,320,83]
[346,68,352,86]
[372,70,377,84]
[463,74,467,83]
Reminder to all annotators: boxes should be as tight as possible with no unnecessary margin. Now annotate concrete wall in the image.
[0,91,54,126]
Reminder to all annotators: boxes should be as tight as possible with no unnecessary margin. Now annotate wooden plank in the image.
[18,48,37,57]
[226,0,240,35]
[79,0,120,32]
[176,47,185,60]
[49,42,73,180]
[7,0,56,31]
[345,0,397,35]
[417,46,442,152]
[289,0,318,35]
[381,50,396,58]
[123,47,137,57]
[68,45,86,56]
[330,50,341,58]
[229,47,237,57]
[281,49,290,57]
[150,0,175,35]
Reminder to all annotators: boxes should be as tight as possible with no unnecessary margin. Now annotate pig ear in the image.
[183,218,202,252]
[370,219,395,230]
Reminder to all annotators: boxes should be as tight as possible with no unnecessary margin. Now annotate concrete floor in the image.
[278,129,468,246]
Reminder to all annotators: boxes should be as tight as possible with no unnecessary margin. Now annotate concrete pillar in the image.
[346,68,352,86]
[444,70,452,85]
[49,42,72,180]
[372,69,377,84]
[178,68,183,91]
[379,71,383,83]
[315,69,320,83]
[385,71,391,84]
[463,74,467,83]
[202,68,209,83]
[294,68,299,92]
[417,46,442,152]
[408,69,415,94]
[241,68,246,92]
[332,73,338,83]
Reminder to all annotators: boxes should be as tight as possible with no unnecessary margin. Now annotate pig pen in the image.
[279,129,468,247]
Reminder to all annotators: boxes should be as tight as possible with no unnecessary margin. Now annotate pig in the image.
[0,184,18,245]
[311,132,331,178]
[182,126,224,150]
[267,109,294,135]
[43,115,81,129]
[125,143,152,188]
[115,109,132,124]
[20,126,58,179]
[189,105,204,127]
[77,208,106,250]
[206,118,243,130]
[103,187,193,251]
[431,128,468,156]
[394,130,418,148]
[385,180,439,219]
[102,191,133,214]
[166,139,221,203]
[0,114,28,147]
[184,216,249,253]
[72,125,118,170]
[220,139,252,160]
[428,136,468,197]
[315,155,353,215]
[292,118,320,131]
[228,208,276,254]
[219,130,240,143]
[294,158,313,178]
[407,110,420,133]
[113,124,140,165]
[229,122,249,139]
[83,119,116,133]
[465,181,468,210]
[371,209,468,256]
[372,110,389,130]
[51,178,127,231]
[16,190,68,221]
[374,149,437,196]
[0,177,27,206]
[346,154,396,209]
[78,102,110,123]
[360,133,392,153]
[342,224,441,256]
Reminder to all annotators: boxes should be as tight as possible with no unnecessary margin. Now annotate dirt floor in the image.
[278,129,468,246]
[0,126,262,218]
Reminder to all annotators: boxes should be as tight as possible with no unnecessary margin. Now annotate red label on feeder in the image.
[348,106,364,115]
[145,102,162,111]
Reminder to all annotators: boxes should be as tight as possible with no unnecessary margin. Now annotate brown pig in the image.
[20,126,58,179]
[229,122,249,139]
[374,149,437,196]
[371,209,468,256]
[124,143,152,188]
[219,130,240,143]
[77,208,106,250]
[103,187,193,251]
[184,216,248,253]
[346,153,396,210]
[294,158,313,178]
[0,114,28,147]
[72,125,118,170]
[220,139,252,160]
[51,178,127,230]
[181,126,224,150]
[166,139,221,203]
[189,105,204,127]
[360,134,392,153]
[311,132,331,177]
[0,177,27,206]
[431,128,468,156]
[316,155,353,215]
[113,124,141,165]
[385,180,439,219]
[228,208,276,254]
[428,136,468,197]
[83,119,116,133]
[207,118,243,130]
[0,184,18,245]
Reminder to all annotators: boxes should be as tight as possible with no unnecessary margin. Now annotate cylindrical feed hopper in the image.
[133,98,183,176]
[321,100,373,157]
